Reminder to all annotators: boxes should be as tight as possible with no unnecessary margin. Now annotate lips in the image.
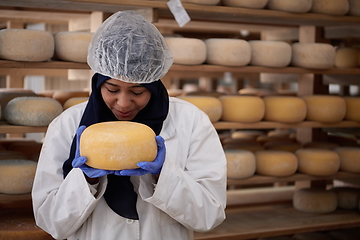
[116,109,133,118]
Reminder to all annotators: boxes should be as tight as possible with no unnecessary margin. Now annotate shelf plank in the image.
[194,204,360,240]
[0,124,47,134]
[213,121,360,130]
[227,172,360,186]
[0,60,89,69]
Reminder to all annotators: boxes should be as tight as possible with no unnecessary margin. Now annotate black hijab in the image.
[63,73,169,219]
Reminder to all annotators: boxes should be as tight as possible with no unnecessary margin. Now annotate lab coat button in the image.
[126,219,134,224]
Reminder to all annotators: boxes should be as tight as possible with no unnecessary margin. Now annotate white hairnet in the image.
[87,11,173,84]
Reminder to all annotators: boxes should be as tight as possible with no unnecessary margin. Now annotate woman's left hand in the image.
[117,135,166,176]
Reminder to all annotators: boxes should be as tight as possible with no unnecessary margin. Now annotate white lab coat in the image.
[32,97,227,240]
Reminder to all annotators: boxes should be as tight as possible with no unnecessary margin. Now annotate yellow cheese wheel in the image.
[63,97,89,110]
[4,97,63,127]
[225,149,256,179]
[291,43,336,69]
[292,232,330,240]
[263,141,302,152]
[311,0,349,15]
[267,128,292,138]
[52,90,90,106]
[303,95,346,123]
[249,40,292,67]
[302,141,339,150]
[165,37,206,65]
[255,150,298,177]
[80,121,157,170]
[343,97,360,121]
[0,29,54,62]
[334,147,360,173]
[54,31,93,63]
[293,188,337,213]
[205,38,251,66]
[263,96,307,123]
[177,96,222,122]
[267,0,313,13]
[219,95,265,122]
[335,47,359,68]
[0,89,37,121]
[222,0,268,8]
[0,160,37,194]
[181,0,220,5]
[231,130,265,140]
[332,187,360,210]
[295,148,340,176]
[348,0,360,16]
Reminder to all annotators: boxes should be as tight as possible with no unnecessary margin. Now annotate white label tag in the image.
[167,0,191,27]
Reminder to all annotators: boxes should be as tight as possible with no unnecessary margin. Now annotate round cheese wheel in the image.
[343,97,360,121]
[80,121,157,170]
[222,0,268,8]
[165,37,206,65]
[292,232,330,240]
[291,43,336,69]
[302,141,339,150]
[334,147,360,173]
[267,0,313,13]
[303,95,346,123]
[295,148,340,176]
[4,97,63,127]
[332,187,360,210]
[0,89,37,121]
[219,95,265,122]
[225,149,256,179]
[335,47,359,68]
[63,97,89,110]
[0,159,37,194]
[37,90,55,98]
[348,0,360,16]
[311,0,349,15]
[263,96,307,123]
[263,141,302,152]
[52,90,89,106]
[177,96,222,122]
[231,130,265,140]
[293,188,337,213]
[0,150,27,160]
[249,40,292,67]
[255,150,298,177]
[54,31,93,63]
[181,0,220,5]
[0,29,54,62]
[267,128,292,138]
[0,208,53,240]
[205,38,251,66]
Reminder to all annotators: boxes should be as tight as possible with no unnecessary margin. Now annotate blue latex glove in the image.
[117,135,166,176]
[72,125,114,178]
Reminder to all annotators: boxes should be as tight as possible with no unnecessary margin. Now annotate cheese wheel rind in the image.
[263,96,307,123]
[303,95,346,123]
[177,96,222,122]
[335,47,360,68]
[332,187,360,210]
[222,0,268,8]
[165,37,206,65]
[220,96,265,122]
[80,121,157,170]
[348,0,360,16]
[225,149,256,179]
[295,148,340,176]
[334,147,360,173]
[54,31,93,63]
[311,0,349,16]
[343,97,360,121]
[4,97,63,126]
[63,97,89,110]
[205,38,251,66]
[267,0,313,13]
[0,159,37,194]
[249,40,292,67]
[0,29,54,62]
[255,150,298,177]
[293,188,337,213]
[291,43,336,69]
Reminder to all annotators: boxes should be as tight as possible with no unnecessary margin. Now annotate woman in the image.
[32,11,226,240]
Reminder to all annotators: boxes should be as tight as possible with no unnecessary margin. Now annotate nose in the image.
[116,93,132,109]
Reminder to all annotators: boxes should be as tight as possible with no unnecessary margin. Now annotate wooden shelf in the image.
[213,121,360,130]
[194,204,360,240]
[0,60,89,70]
[0,123,47,134]
[227,172,360,186]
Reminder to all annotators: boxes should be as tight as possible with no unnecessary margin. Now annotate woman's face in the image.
[101,79,151,120]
